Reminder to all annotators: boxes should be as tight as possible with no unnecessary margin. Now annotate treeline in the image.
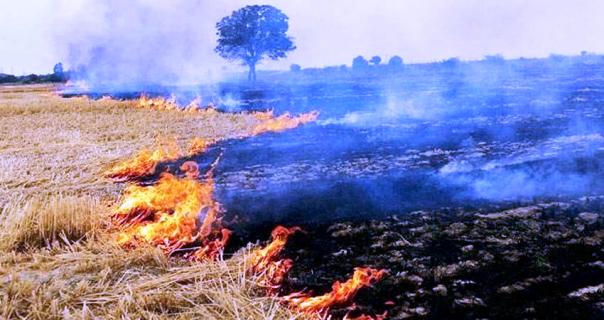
[0,63,69,85]
[279,52,604,78]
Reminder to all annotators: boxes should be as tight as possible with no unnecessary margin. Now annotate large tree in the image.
[215,5,295,81]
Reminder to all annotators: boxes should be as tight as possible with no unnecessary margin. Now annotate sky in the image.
[1,0,603,76]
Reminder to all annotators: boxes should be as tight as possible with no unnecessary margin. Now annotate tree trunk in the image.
[248,63,256,82]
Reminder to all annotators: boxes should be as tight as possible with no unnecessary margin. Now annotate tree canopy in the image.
[352,56,369,70]
[215,5,295,81]
[370,56,382,65]
[388,56,404,68]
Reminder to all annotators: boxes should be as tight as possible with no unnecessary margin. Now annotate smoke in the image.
[58,0,237,88]
[3,0,604,76]
[204,53,604,222]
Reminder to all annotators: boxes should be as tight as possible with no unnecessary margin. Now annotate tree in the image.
[352,56,369,70]
[53,63,64,76]
[53,62,65,81]
[442,57,461,68]
[290,64,301,72]
[215,5,295,81]
[370,56,382,66]
[388,56,403,68]
[483,54,504,65]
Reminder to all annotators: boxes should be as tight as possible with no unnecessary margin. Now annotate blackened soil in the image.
[247,197,604,319]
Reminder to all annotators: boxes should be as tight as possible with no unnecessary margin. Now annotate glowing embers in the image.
[249,226,301,293]
[103,137,182,180]
[283,267,386,314]
[112,168,229,258]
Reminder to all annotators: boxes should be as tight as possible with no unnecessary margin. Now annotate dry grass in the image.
[0,85,308,319]
[0,84,268,203]
[0,194,104,251]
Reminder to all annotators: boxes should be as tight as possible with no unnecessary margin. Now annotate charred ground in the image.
[271,198,604,319]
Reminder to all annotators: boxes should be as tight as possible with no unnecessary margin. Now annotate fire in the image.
[252,111,319,135]
[112,170,227,256]
[283,267,386,314]
[104,135,217,180]
[252,110,276,121]
[189,228,233,261]
[135,95,221,115]
[187,137,215,156]
[103,137,181,180]
[136,95,179,111]
[249,226,301,292]
[183,97,202,112]
[104,107,318,181]
[100,97,388,318]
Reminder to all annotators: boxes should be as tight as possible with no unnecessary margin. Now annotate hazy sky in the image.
[1,0,603,75]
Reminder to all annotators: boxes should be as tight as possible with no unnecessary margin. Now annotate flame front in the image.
[136,95,179,111]
[252,111,319,135]
[104,95,318,180]
[187,137,215,156]
[112,171,228,256]
[249,226,301,292]
[103,137,181,180]
[283,267,386,314]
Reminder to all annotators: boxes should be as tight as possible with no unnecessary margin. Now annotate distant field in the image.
[0,85,302,319]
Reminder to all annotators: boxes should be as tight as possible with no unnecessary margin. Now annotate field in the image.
[2,56,604,319]
[0,85,304,319]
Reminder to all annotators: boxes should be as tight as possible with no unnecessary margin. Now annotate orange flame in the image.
[104,109,318,181]
[252,110,276,121]
[103,137,181,180]
[135,95,222,116]
[112,171,227,256]
[249,226,301,293]
[136,95,179,111]
[187,137,215,156]
[189,228,232,261]
[283,267,386,314]
[252,111,319,135]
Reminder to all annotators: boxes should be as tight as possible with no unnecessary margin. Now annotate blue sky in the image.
[1,0,603,75]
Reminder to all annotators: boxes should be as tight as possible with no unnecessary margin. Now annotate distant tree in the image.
[52,62,65,81]
[53,63,64,76]
[290,64,301,72]
[548,54,565,62]
[0,74,18,84]
[215,5,295,81]
[370,56,382,66]
[23,74,40,84]
[388,56,404,68]
[442,57,461,68]
[483,54,504,64]
[352,56,369,70]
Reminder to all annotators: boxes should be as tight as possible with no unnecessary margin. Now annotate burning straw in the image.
[101,95,385,318]
[103,95,319,181]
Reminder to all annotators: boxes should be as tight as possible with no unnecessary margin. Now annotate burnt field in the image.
[215,60,604,319]
[72,57,604,318]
